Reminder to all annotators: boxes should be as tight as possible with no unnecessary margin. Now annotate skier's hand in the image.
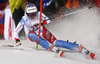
[14,38,22,47]
[16,39,21,44]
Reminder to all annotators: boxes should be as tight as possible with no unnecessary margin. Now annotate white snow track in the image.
[0,40,100,64]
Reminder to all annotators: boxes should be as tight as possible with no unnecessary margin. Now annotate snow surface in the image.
[0,7,100,64]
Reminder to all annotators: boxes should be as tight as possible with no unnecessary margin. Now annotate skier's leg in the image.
[28,30,63,55]
[41,26,79,51]
[28,31,50,50]
[54,40,79,51]
[42,26,56,44]
[54,40,92,52]
[54,40,95,59]
[41,26,78,50]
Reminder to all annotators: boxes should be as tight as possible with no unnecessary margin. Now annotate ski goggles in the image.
[27,12,37,17]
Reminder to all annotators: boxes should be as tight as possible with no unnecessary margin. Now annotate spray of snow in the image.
[46,7,100,50]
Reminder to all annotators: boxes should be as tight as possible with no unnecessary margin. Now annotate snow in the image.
[0,7,100,64]
[0,40,100,64]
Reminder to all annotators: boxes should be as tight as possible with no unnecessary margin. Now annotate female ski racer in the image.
[14,3,95,59]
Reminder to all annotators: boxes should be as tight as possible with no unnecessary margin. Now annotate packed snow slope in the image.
[0,7,100,64]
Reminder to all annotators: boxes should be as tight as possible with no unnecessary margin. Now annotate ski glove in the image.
[14,38,22,46]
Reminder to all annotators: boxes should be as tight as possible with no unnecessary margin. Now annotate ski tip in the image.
[60,52,64,57]
[90,52,95,59]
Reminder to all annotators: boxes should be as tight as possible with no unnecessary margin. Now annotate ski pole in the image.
[43,4,95,21]
[36,0,42,50]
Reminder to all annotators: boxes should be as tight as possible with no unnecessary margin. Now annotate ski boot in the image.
[49,45,64,57]
[78,44,95,59]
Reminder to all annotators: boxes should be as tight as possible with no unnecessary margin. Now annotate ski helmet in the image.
[25,3,38,17]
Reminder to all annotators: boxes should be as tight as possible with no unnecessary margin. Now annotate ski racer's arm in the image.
[34,12,50,26]
[41,13,50,25]
[14,18,25,42]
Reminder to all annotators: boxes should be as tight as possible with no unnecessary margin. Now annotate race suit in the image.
[14,11,79,50]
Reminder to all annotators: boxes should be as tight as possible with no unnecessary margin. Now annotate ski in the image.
[0,44,24,50]
[0,44,64,57]
[0,44,44,54]
[2,45,14,47]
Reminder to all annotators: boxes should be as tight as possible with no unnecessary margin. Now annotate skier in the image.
[14,3,95,59]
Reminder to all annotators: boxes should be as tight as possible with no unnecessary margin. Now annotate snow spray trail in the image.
[45,7,100,50]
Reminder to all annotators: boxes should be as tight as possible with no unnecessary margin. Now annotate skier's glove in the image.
[14,38,22,47]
